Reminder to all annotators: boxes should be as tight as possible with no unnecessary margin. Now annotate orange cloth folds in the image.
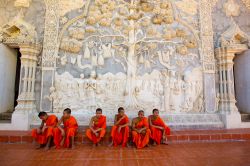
[31,115,59,145]
[111,115,130,147]
[150,115,171,145]
[132,117,151,149]
[86,115,106,144]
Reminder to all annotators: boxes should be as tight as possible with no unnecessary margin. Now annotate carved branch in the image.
[58,0,91,42]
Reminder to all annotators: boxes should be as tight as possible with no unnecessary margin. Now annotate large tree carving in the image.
[59,0,198,108]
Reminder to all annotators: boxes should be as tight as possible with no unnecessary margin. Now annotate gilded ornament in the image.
[87,17,97,25]
[176,29,186,38]
[184,37,197,48]
[113,18,123,26]
[85,26,96,33]
[163,16,174,24]
[100,18,111,27]
[141,3,154,12]
[128,13,143,20]
[177,45,188,55]
[147,27,157,36]
[141,18,151,27]
[152,14,163,24]
[160,2,171,9]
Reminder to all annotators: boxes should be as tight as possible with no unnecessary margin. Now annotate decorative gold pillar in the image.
[15,43,41,112]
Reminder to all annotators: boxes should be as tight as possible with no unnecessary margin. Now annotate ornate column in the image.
[15,43,41,112]
[40,0,59,112]
[199,0,217,113]
[12,43,41,130]
[215,44,248,128]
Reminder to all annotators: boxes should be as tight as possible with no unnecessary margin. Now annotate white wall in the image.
[234,50,250,114]
[0,44,17,113]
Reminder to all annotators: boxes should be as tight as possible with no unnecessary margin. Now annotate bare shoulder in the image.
[132,118,137,123]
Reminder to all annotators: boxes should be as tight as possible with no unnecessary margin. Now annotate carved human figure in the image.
[77,74,86,100]
[85,71,97,110]
[102,43,112,58]
[181,74,193,112]
[169,72,182,113]
[84,42,91,59]
[45,87,61,113]
[215,93,220,111]
[193,95,204,112]
[161,70,170,112]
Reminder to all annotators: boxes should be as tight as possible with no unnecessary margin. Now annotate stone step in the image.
[241,113,250,122]
[0,129,250,144]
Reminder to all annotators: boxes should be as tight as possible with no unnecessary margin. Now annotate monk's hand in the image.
[118,126,122,133]
[61,130,65,137]
[94,131,99,137]
[42,126,47,133]
[138,129,142,133]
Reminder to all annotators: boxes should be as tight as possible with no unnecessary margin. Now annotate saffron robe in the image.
[86,115,106,144]
[132,117,151,149]
[31,115,59,145]
[149,115,171,145]
[54,116,78,148]
[110,114,129,147]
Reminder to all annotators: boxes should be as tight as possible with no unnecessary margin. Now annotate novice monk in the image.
[149,109,171,145]
[110,107,130,147]
[31,112,59,150]
[132,110,151,149]
[56,108,78,149]
[86,108,106,146]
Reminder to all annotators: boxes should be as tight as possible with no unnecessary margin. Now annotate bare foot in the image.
[44,146,50,151]
[162,141,168,145]
[71,144,75,149]
[35,145,43,149]
[108,142,113,147]
[60,141,64,147]
[92,144,96,147]
[153,142,157,146]
[126,143,131,148]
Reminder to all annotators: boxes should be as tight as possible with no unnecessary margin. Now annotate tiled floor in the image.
[0,142,250,166]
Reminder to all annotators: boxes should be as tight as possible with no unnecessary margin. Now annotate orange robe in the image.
[86,115,106,144]
[54,116,78,148]
[132,117,151,149]
[111,115,129,147]
[31,115,59,145]
[149,115,171,145]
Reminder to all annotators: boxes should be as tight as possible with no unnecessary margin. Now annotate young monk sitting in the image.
[109,107,130,147]
[132,110,151,149]
[149,109,171,145]
[31,112,59,150]
[56,108,78,149]
[86,108,106,146]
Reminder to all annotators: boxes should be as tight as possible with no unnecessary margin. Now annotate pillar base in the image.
[11,99,37,130]
[221,111,241,129]
[11,111,31,130]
